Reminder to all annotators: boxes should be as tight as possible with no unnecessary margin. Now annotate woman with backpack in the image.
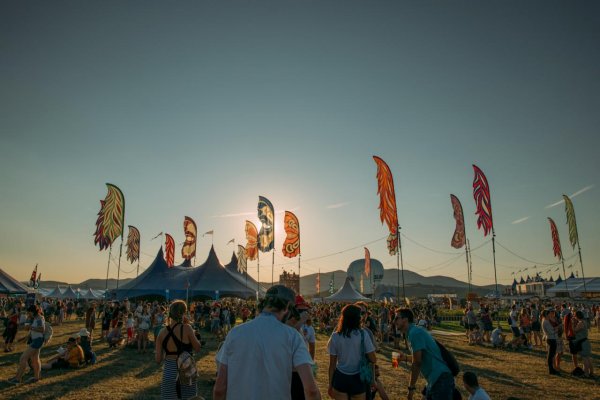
[156,300,202,400]
[8,305,45,384]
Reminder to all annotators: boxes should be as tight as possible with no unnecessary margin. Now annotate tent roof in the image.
[60,286,78,299]
[0,268,29,295]
[224,252,265,294]
[324,277,370,303]
[46,286,64,298]
[80,288,102,300]
[547,277,600,294]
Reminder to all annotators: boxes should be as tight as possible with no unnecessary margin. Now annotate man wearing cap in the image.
[213,285,321,400]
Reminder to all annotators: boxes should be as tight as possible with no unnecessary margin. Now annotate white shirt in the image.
[216,312,313,400]
[509,310,518,327]
[327,329,375,375]
[301,324,316,345]
[469,387,491,400]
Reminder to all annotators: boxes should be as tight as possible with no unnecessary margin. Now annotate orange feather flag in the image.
[373,156,399,255]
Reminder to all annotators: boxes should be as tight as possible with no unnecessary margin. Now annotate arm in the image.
[213,363,228,400]
[308,342,315,360]
[155,329,165,364]
[367,351,377,364]
[328,355,337,397]
[408,350,422,400]
[297,363,321,400]
[185,325,202,352]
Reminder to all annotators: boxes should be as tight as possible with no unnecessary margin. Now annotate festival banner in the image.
[548,217,562,259]
[282,211,300,258]
[562,195,579,249]
[245,220,258,261]
[29,264,38,287]
[316,271,321,294]
[182,216,197,260]
[472,165,493,236]
[364,248,371,277]
[126,226,140,263]
[237,245,248,273]
[165,233,175,267]
[373,156,399,255]
[93,183,126,250]
[450,194,466,249]
[257,196,275,252]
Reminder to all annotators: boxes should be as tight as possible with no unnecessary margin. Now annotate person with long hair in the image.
[327,304,377,400]
[572,310,594,378]
[541,308,559,375]
[8,305,45,384]
[156,300,202,400]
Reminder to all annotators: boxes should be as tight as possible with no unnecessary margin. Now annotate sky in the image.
[1,1,599,288]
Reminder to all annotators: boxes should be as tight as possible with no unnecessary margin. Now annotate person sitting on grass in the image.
[78,328,96,365]
[107,321,124,348]
[42,336,84,370]
[469,325,483,345]
[462,371,491,400]
[506,333,528,350]
[491,326,506,348]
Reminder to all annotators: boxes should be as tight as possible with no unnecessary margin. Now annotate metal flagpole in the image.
[577,243,587,295]
[105,245,112,291]
[398,225,406,304]
[491,228,498,298]
[561,254,569,294]
[271,251,275,287]
[257,252,260,296]
[116,237,124,290]
[466,239,472,294]
[136,258,140,277]
[298,254,301,295]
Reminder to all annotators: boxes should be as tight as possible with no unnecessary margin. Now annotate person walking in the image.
[541,309,560,375]
[395,308,455,400]
[8,305,45,384]
[572,310,594,378]
[213,285,320,400]
[155,300,202,400]
[327,304,377,400]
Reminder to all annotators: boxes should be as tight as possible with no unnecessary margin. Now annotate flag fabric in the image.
[151,232,163,240]
[472,165,493,236]
[165,233,175,267]
[373,156,399,255]
[562,194,579,249]
[257,196,275,252]
[227,238,235,245]
[182,216,198,260]
[202,230,214,237]
[282,211,300,258]
[245,220,258,261]
[237,245,248,273]
[548,217,562,259]
[93,183,126,250]
[316,271,321,294]
[126,226,140,263]
[450,194,466,249]
[29,264,38,287]
[36,273,41,288]
[364,247,371,277]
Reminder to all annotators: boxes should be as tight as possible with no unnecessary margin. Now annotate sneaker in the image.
[25,377,39,384]
[7,377,21,384]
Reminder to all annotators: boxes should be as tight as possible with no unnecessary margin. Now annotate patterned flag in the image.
[316,270,321,294]
[373,156,399,255]
[182,216,197,260]
[165,233,175,267]
[282,211,300,258]
[93,183,126,250]
[450,195,466,249]
[36,273,41,288]
[245,220,258,261]
[257,196,275,252]
[472,165,493,236]
[237,245,247,273]
[562,194,579,249]
[29,264,38,287]
[227,238,235,245]
[364,247,371,277]
[548,217,562,259]
[203,230,214,237]
[126,226,140,263]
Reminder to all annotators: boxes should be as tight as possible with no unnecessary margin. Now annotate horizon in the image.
[1,1,599,287]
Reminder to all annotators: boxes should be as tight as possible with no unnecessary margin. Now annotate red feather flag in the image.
[164,233,175,267]
[245,221,259,261]
[472,165,493,236]
[364,247,371,277]
[548,217,563,259]
[373,156,399,255]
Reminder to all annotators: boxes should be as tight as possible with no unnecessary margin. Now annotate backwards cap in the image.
[265,285,296,305]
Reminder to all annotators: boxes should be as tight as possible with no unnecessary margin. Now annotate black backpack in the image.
[434,339,460,376]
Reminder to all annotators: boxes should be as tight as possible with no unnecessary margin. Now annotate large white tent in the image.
[324,277,371,303]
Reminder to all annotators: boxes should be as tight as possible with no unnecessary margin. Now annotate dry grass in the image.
[0,319,598,399]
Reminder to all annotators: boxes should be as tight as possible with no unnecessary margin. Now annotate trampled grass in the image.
[0,319,598,399]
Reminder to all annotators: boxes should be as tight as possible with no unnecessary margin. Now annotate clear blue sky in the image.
[1,1,598,287]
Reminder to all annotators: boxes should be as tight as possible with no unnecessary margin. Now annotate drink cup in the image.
[391,351,399,368]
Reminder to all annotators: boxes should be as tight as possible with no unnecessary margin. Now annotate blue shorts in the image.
[30,337,44,350]
[332,369,366,396]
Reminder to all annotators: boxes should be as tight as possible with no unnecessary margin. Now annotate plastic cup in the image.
[391,351,399,368]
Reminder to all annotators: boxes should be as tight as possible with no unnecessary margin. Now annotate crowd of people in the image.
[1,293,598,399]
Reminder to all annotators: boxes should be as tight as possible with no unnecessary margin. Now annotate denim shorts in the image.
[332,369,366,396]
[30,337,44,350]
[426,372,455,400]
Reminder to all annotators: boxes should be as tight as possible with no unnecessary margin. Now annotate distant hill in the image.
[33,278,133,290]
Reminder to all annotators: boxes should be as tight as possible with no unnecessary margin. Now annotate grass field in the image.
[0,319,598,399]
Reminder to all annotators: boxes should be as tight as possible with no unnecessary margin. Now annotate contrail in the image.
[544,184,594,209]
[511,216,530,225]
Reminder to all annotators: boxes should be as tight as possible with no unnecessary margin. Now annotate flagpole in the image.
[491,228,498,298]
[465,240,471,294]
[116,236,124,290]
[136,258,140,278]
[561,255,569,295]
[398,225,406,304]
[577,244,587,295]
[257,251,260,296]
[298,254,301,295]
[105,245,112,291]
[271,250,275,287]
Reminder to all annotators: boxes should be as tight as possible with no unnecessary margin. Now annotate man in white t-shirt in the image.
[462,371,491,400]
[213,285,321,400]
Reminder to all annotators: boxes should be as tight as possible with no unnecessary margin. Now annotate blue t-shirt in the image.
[407,324,450,390]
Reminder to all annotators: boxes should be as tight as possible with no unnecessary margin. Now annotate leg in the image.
[547,340,556,373]
[30,349,41,380]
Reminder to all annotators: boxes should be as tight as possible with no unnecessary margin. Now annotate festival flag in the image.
[36,273,41,288]
[237,245,248,273]
[29,264,38,287]
[245,220,258,261]
[316,270,321,294]
[182,216,197,260]
[282,211,300,258]
[126,226,140,263]
[165,233,175,267]
[562,195,579,249]
[257,196,275,252]
[472,165,493,236]
[227,238,235,245]
[202,230,214,237]
[548,217,562,259]
[364,247,371,277]
[373,156,399,255]
[450,195,466,249]
[151,232,163,240]
[93,183,126,250]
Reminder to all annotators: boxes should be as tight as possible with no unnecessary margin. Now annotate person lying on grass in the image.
[42,336,84,370]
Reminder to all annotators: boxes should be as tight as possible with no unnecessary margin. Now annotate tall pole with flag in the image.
[126,226,141,277]
[258,196,275,287]
[245,221,259,295]
[373,156,405,303]
[283,211,301,293]
[450,195,470,294]
[563,195,586,294]
[472,165,498,299]
[548,217,569,294]
[94,183,125,292]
